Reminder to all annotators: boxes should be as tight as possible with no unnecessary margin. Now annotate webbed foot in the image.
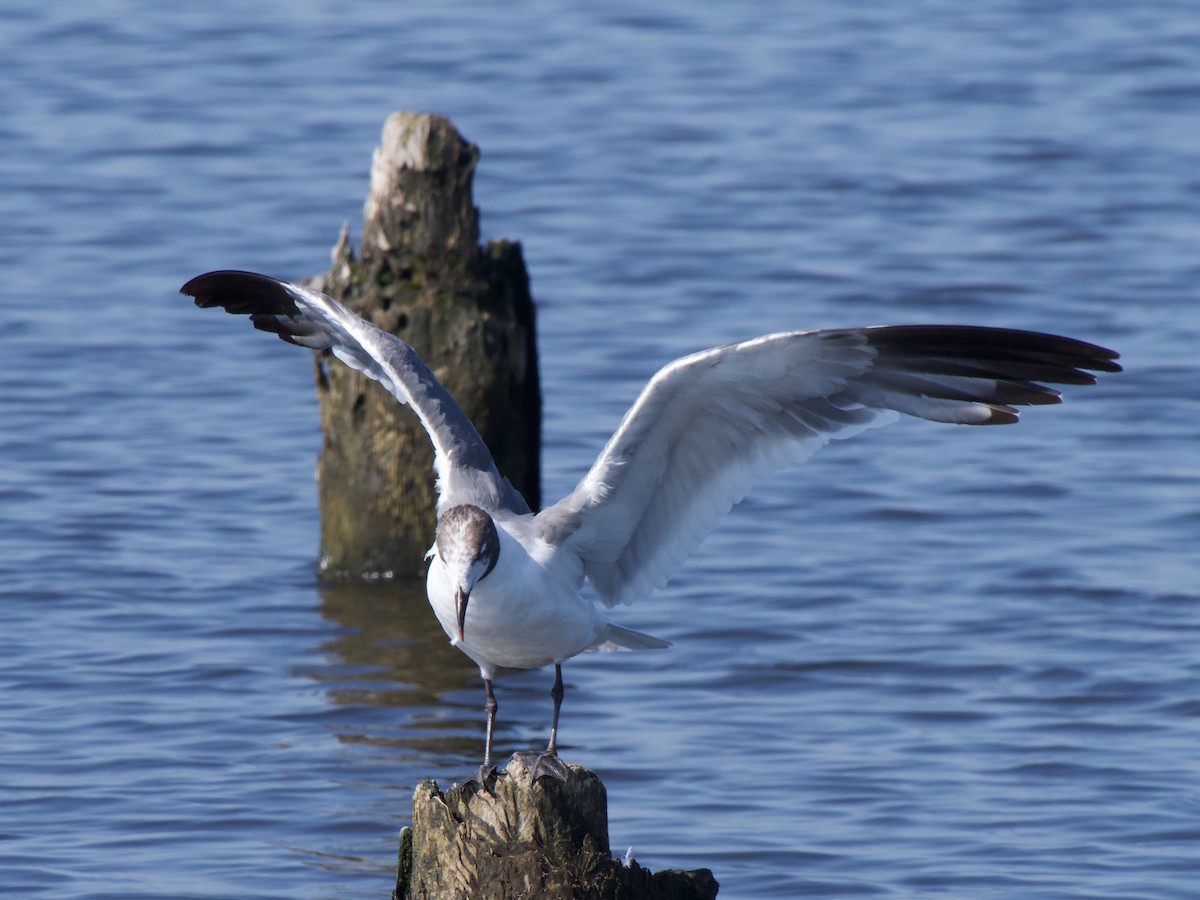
[463,762,498,789]
[511,750,571,782]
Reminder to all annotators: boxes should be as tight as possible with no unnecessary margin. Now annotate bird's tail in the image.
[597,622,671,652]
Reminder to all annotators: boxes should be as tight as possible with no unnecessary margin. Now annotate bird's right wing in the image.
[537,325,1119,608]
[182,270,530,515]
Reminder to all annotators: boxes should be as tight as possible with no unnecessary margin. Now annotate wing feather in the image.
[182,270,529,514]
[538,325,1119,607]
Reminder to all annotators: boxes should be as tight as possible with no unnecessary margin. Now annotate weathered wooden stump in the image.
[394,758,718,899]
[307,111,541,577]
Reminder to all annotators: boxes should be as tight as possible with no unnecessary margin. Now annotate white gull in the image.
[182,270,1120,782]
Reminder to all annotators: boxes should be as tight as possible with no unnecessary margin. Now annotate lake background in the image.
[2,1,1198,897]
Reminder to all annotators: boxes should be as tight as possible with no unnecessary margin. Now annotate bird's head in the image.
[433,504,500,642]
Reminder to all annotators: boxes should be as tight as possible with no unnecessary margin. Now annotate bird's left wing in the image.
[537,325,1119,607]
[181,270,530,514]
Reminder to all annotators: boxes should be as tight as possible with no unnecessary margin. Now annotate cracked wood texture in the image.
[394,758,719,900]
[308,111,541,577]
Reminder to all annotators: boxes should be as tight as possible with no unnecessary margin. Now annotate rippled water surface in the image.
[3,1,1198,897]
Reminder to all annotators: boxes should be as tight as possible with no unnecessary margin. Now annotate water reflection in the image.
[310,577,483,765]
[310,577,582,776]
[316,577,465,699]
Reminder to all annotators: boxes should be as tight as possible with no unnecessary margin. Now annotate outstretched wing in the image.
[181,270,530,515]
[538,325,1119,607]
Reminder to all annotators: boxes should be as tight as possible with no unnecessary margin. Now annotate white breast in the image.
[426,518,601,675]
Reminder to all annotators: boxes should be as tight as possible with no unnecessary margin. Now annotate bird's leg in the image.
[546,662,564,755]
[513,663,571,782]
[467,678,498,786]
[483,677,498,769]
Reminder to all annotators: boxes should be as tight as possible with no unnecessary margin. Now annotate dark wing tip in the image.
[181,270,301,317]
[857,324,1120,426]
[183,270,333,348]
[866,325,1122,381]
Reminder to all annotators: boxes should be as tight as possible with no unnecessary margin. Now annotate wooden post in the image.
[394,758,719,899]
[308,112,541,577]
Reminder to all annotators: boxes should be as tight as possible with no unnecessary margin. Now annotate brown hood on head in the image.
[436,504,500,641]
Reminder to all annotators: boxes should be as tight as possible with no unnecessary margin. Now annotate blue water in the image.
[3,1,1198,897]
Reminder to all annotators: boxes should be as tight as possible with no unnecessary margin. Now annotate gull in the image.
[182,270,1120,783]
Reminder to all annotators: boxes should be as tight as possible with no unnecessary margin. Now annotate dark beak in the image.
[455,587,469,641]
